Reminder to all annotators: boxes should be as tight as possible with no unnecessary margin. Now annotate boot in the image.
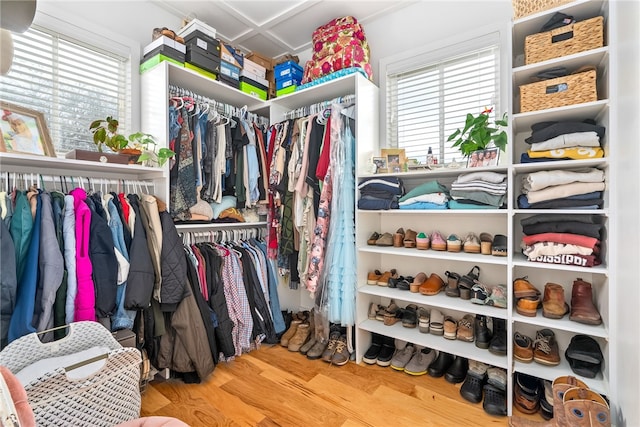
[553,376,588,426]
[569,279,602,325]
[474,315,491,349]
[562,387,610,427]
[542,283,569,319]
[280,318,302,347]
[489,317,507,355]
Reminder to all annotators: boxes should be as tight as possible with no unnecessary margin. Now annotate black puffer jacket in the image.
[159,210,189,311]
[125,194,155,309]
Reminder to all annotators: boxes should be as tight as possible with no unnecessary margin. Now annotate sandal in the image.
[444,271,461,297]
[458,265,481,300]
[383,301,403,326]
[429,309,444,336]
[393,227,405,247]
[403,229,417,248]
[480,232,493,255]
[402,304,418,328]
[410,272,427,293]
[367,231,381,245]
[418,307,430,333]
[491,234,508,256]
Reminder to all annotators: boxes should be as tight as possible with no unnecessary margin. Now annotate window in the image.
[386,44,500,165]
[0,26,129,155]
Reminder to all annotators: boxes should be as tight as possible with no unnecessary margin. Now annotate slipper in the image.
[419,273,445,296]
[491,234,508,256]
[480,232,493,255]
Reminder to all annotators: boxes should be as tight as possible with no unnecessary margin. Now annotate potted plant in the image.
[127,132,175,167]
[89,116,129,153]
[447,108,508,158]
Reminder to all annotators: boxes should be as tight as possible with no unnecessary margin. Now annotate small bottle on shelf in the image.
[426,146,434,166]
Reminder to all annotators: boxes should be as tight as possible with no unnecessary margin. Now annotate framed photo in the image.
[381,148,406,173]
[372,156,387,173]
[0,101,56,157]
[467,148,499,168]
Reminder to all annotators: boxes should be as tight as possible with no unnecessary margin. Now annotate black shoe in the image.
[474,315,492,349]
[427,351,454,377]
[489,318,507,355]
[483,384,507,416]
[460,373,485,403]
[376,336,396,367]
[363,333,384,365]
[565,334,604,364]
[444,356,468,384]
[402,304,418,328]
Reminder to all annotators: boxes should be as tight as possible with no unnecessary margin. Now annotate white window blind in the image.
[387,45,500,165]
[0,26,129,155]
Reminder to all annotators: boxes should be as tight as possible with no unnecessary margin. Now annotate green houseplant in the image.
[447,108,508,158]
[128,132,175,167]
[89,116,128,152]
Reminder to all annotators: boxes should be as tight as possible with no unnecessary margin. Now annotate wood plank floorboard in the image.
[141,344,515,426]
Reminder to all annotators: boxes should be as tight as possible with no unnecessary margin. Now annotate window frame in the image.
[378,24,509,163]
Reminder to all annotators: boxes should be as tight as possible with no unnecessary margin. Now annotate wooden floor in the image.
[140,344,515,426]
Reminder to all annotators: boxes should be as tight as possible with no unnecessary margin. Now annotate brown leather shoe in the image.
[513,277,541,299]
[516,295,540,317]
[513,332,534,362]
[281,319,302,347]
[367,269,382,285]
[403,229,417,248]
[542,283,569,319]
[419,273,445,296]
[410,272,427,293]
[377,269,398,287]
[533,329,560,366]
[569,278,602,325]
[393,227,405,247]
[288,323,311,352]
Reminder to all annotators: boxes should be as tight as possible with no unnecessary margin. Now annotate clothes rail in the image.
[0,173,156,194]
[168,84,269,128]
[180,227,266,245]
[283,93,356,120]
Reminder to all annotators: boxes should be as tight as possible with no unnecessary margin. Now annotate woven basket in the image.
[512,0,573,19]
[520,69,597,113]
[525,16,604,64]
[0,322,142,427]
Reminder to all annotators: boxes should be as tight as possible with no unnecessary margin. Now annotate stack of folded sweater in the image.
[302,16,373,84]
[357,177,404,210]
[517,167,605,209]
[449,171,507,209]
[521,119,605,163]
[520,214,603,267]
[398,180,449,210]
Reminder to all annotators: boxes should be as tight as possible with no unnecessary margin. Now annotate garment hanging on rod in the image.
[283,93,356,120]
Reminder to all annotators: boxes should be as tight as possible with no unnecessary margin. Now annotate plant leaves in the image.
[447,129,461,142]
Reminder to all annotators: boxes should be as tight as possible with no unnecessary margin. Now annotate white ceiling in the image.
[154,0,414,59]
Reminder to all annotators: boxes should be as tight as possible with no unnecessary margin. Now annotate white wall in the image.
[613,1,640,425]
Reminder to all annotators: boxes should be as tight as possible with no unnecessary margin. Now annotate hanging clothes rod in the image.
[0,173,156,194]
[180,226,266,245]
[283,93,356,120]
[168,84,269,128]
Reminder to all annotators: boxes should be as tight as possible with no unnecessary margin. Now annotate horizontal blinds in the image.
[0,26,128,155]
[387,45,500,164]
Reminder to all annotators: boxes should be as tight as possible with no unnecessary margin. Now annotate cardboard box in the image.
[140,54,183,73]
[274,60,303,80]
[240,68,268,88]
[177,18,216,40]
[220,60,240,80]
[220,42,243,68]
[185,62,218,81]
[276,76,302,91]
[276,85,297,97]
[240,81,267,100]
[186,49,220,74]
[185,33,220,57]
[242,58,266,79]
[143,35,186,56]
[246,51,273,70]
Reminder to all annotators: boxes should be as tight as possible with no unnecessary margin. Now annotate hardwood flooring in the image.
[140,344,515,426]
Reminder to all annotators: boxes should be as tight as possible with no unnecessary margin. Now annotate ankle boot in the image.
[562,387,610,427]
[553,376,588,427]
[569,279,602,325]
[542,283,569,319]
[489,318,507,355]
[474,315,492,349]
[281,319,302,347]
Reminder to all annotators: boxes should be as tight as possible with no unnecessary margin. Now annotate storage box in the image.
[177,18,216,40]
[240,81,267,100]
[185,62,218,81]
[246,51,273,70]
[274,60,303,80]
[242,58,266,79]
[186,49,220,74]
[185,33,220,57]
[143,45,185,64]
[220,60,240,80]
[276,85,297,97]
[143,35,186,57]
[220,42,244,68]
[240,75,267,92]
[218,74,239,89]
[512,0,573,19]
[276,76,302,91]
[240,68,269,88]
[139,54,183,74]
[525,16,604,65]
[519,69,597,113]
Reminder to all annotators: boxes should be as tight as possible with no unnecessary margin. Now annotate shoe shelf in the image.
[358,246,509,266]
[511,253,608,275]
[513,359,608,395]
[511,312,608,338]
[360,319,509,369]
[511,100,609,134]
[360,285,509,320]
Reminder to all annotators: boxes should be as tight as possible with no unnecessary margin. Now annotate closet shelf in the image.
[512,253,608,275]
[360,285,509,320]
[361,165,509,181]
[357,209,507,215]
[512,158,607,173]
[512,100,609,134]
[513,209,608,216]
[513,359,608,395]
[175,221,268,231]
[512,312,608,338]
[360,319,509,369]
[512,47,609,85]
[358,246,509,266]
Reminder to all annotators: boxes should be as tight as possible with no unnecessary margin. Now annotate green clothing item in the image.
[399,180,448,202]
[9,190,34,283]
[450,190,506,208]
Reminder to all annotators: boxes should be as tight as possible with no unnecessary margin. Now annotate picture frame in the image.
[0,101,56,157]
[381,148,406,173]
[372,156,387,173]
[467,147,499,168]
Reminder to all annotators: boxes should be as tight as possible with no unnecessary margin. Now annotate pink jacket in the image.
[70,188,95,321]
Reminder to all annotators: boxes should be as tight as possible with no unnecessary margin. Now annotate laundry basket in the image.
[0,321,142,427]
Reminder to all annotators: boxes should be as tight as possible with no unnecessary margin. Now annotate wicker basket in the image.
[0,322,142,427]
[512,0,573,19]
[520,69,597,113]
[525,16,604,64]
